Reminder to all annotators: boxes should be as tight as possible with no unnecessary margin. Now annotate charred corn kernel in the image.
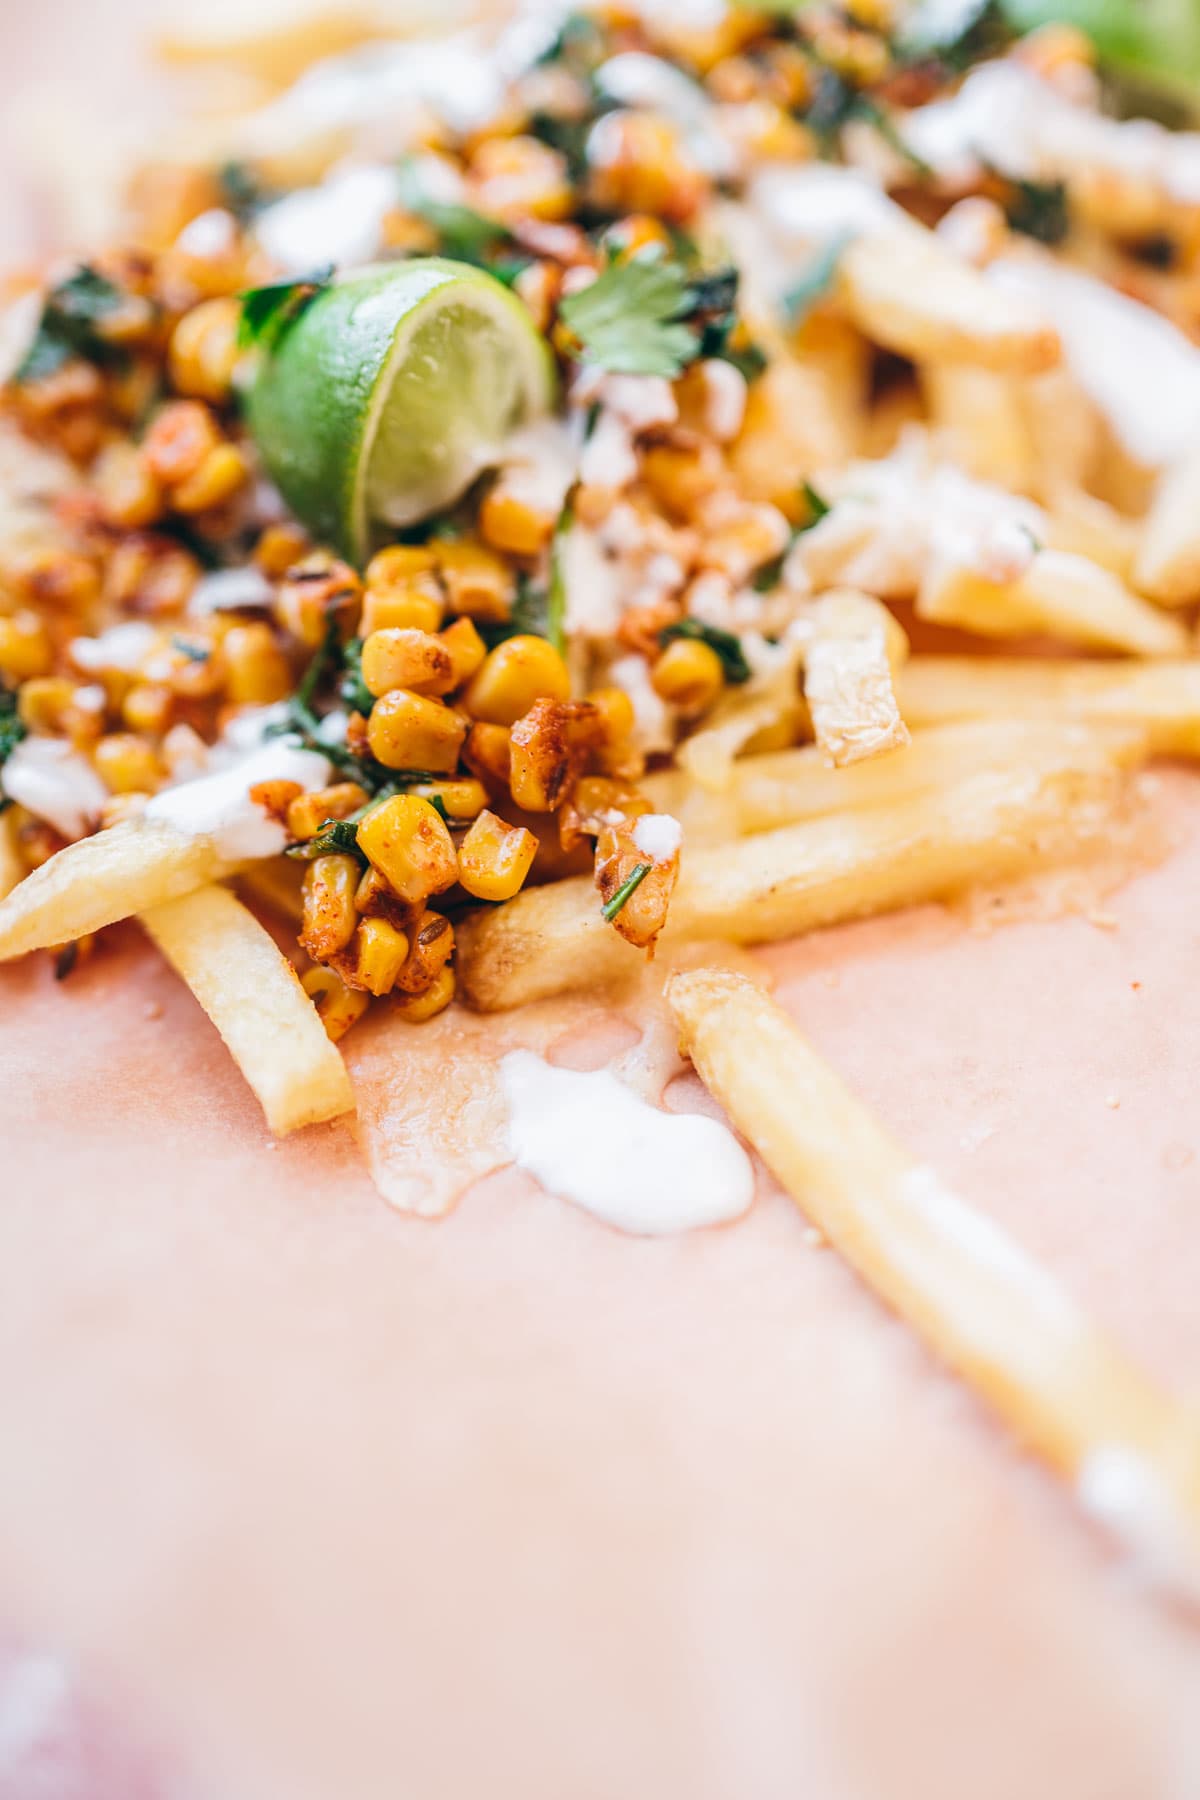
[395,910,454,995]
[471,134,571,222]
[437,616,486,688]
[651,638,725,713]
[640,442,725,521]
[463,635,570,726]
[353,864,416,933]
[300,853,360,960]
[478,484,556,558]
[356,792,459,903]
[103,537,199,618]
[121,681,174,735]
[255,522,310,577]
[93,441,163,529]
[362,627,455,699]
[168,297,242,403]
[602,213,675,260]
[409,775,488,821]
[462,720,512,791]
[366,544,439,588]
[588,684,636,745]
[223,622,292,705]
[143,400,220,487]
[512,259,560,334]
[100,792,149,828]
[5,544,100,614]
[366,689,466,774]
[249,777,304,822]
[350,916,411,997]
[392,963,455,1022]
[302,964,370,1042]
[360,584,443,636]
[17,677,77,734]
[93,732,162,794]
[586,112,708,223]
[434,542,515,622]
[0,610,51,680]
[457,809,537,902]
[286,781,369,841]
[171,442,248,514]
[16,814,64,867]
[276,554,363,648]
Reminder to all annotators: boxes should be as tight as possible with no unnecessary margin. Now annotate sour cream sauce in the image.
[501,1049,755,1235]
[144,738,331,861]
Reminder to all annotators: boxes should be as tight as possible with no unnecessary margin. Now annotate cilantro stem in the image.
[602,861,651,922]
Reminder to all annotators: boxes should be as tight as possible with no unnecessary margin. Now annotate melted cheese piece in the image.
[501,1050,755,1235]
[989,257,1200,467]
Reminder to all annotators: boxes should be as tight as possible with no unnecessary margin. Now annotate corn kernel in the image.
[172,442,248,514]
[93,732,162,794]
[366,689,466,773]
[300,853,360,960]
[433,617,484,691]
[222,622,292,705]
[602,213,675,260]
[353,864,417,932]
[651,637,725,714]
[362,627,455,699]
[168,297,242,404]
[256,523,310,577]
[17,677,76,734]
[356,792,459,903]
[121,682,174,735]
[457,809,537,902]
[392,963,455,1022]
[143,400,220,487]
[434,542,515,622]
[463,634,570,726]
[479,484,556,558]
[471,134,571,222]
[0,610,51,680]
[286,782,369,841]
[360,585,444,636]
[302,964,370,1042]
[640,442,725,521]
[462,721,511,790]
[395,909,454,995]
[588,683,636,744]
[93,441,163,530]
[276,554,363,648]
[409,776,488,821]
[100,792,149,828]
[366,544,439,588]
[586,112,708,223]
[350,916,411,997]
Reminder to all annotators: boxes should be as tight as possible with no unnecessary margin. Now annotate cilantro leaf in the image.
[0,686,28,812]
[285,817,363,860]
[601,860,651,923]
[238,267,332,353]
[218,160,272,222]
[559,255,699,378]
[658,618,752,685]
[339,637,374,715]
[1001,175,1070,245]
[396,161,514,267]
[15,266,127,384]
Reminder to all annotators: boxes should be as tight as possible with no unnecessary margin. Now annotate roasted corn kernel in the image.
[438,616,487,689]
[462,720,512,791]
[349,916,411,997]
[171,442,248,514]
[651,637,725,713]
[395,909,455,995]
[92,441,163,530]
[275,554,363,648]
[143,400,220,488]
[353,864,417,931]
[302,964,370,1042]
[478,482,557,557]
[121,681,174,736]
[392,963,455,1022]
[434,542,515,622]
[356,792,459,903]
[0,610,52,681]
[223,623,292,705]
[366,688,467,773]
[168,297,242,404]
[457,809,538,901]
[361,627,455,699]
[366,544,440,588]
[409,775,488,821]
[300,853,360,960]
[93,732,162,794]
[360,585,444,636]
[286,782,369,841]
[463,634,571,726]
[255,523,310,577]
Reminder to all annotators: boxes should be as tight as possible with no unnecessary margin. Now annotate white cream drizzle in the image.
[988,257,1200,467]
[144,739,330,860]
[633,811,682,862]
[254,163,399,273]
[0,738,108,842]
[501,1049,754,1235]
[187,565,276,616]
[1077,1444,1200,1601]
[67,621,159,675]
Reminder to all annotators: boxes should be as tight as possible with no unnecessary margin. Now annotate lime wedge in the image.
[245,259,557,565]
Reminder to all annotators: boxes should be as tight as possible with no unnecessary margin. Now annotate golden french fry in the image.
[803,588,909,766]
[457,762,1123,1011]
[921,362,1035,491]
[668,968,1200,1596]
[1134,449,1200,607]
[1020,366,1100,501]
[729,330,867,507]
[899,656,1200,757]
[0,812,22,904]
[1042,487,1138,580]
[140,884,354,1136]
[237,855,305,924]
[917,550,1189,657]
[0,819,236,963]
[643,717,1149,839]
[840,230,1060,374]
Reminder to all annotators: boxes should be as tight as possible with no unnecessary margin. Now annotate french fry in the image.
[917,550,1189,657]
[0,818,237,963]
[1134,449,1200,607]
[803,589,909,766]
[899,656,1200,757]
[921,363,1035,492]
[0,812,22,904]
[237,855,305,924]
[728,330,867,507]
[1042,487,1138,580]
[457,762,1124,1011]
[667,969,1200,1595]
[643,718,1149,839]
[140,884,354,1136]
[1020,366,1100,501]
[840,230,1060,374]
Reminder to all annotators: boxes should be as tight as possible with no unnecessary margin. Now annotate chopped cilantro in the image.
[15,266,127,384]
[720,338,769,384]
[534,10,608,74]
[285,817,363,861]
[171,635,210,663]
[801,479,831,527]
[0,686,27,812]
[1002,175,1070,245]
[658,618,752,685]
[339,637,374,716]
[601,860,651,924]
[560,254,700,378]
[396,161,514,267]
[781,233,850,327]
[218,160,271,221]
[238,267,332,353]
[751,481,831,592]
